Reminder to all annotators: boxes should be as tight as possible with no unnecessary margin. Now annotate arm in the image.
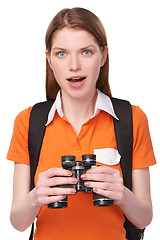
[81,166,153,229]
[10,163,40,232]
[10,163,77,232]
[117,167,153,229]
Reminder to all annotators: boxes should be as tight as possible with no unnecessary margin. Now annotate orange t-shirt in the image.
[7,104,156,240]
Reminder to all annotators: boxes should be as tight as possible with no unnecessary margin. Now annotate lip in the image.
[66,76,87,88]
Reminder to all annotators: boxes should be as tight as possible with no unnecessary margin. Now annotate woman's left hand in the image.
[81,166,153,229]
[81,166,124,203]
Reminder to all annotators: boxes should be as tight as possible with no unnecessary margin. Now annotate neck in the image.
[61,91,97,135]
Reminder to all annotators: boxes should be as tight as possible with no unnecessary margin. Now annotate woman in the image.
[7,7,156,240]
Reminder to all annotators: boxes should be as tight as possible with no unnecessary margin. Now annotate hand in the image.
[34,168,78,207]
[81,166,124,203]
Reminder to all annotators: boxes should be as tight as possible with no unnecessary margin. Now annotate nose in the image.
[69,54,81,72]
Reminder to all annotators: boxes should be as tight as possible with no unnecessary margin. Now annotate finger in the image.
[81,173,120,183]
[39,168,72,179]
[37,186,77,197]
[93,188,123,201]
[86,166,119,175]
[40,195,68,206]
[84,181,123,192]
[48,187,77,196]
[48,177,78,187]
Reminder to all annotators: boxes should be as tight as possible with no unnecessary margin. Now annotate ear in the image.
[101,46,108,67]
[45,50,53,70]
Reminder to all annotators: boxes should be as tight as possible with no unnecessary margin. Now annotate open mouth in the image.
[67,76,86,83]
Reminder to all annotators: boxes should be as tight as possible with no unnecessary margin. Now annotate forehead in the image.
[51,27,98,49]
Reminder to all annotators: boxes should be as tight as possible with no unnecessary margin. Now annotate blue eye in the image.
[57,52,66,57]
[83,50,92,56]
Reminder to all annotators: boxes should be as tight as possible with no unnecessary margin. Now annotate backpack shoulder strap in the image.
[110,97,144,240]
[28,99,54,190]
[110,97,133,191]
[28,99,54,240]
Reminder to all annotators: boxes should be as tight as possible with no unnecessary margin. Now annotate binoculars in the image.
[48,154,113,209]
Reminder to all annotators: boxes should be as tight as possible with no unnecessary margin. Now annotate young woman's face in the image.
[47,27,107,100]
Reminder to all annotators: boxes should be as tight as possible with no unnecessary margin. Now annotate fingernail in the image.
[81,174,87,179]
[70,189,76,194]
[93,188,98,192]
[84,182,90,186]
[72,178,78,183]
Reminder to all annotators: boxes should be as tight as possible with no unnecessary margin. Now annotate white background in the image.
[0,0,159,239]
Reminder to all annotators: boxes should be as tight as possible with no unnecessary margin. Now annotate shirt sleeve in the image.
[7,107,32,165]
[132,105,156,169]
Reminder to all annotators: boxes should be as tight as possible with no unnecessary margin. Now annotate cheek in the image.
[50,61,64,82]
[87,58,101,79]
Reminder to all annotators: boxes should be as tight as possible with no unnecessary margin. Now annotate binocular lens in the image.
[93,193,113,206]
[48,197,68,209]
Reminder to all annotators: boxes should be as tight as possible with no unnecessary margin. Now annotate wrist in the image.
[30,187,42,210]
[114,186,128,208]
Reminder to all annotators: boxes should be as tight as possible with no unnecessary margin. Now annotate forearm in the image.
[10,188,40,232]
[10,167,77,232]
[116,187,153,229]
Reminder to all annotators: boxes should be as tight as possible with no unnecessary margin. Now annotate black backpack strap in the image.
[29,223,34,240]
[28,99,54,240]
[110,97,144,240]
[28,100,55,190]
[110,97,133,190]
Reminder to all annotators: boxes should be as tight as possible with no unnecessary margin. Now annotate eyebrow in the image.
[80,45,97,50]
[51,45,97,51]
[52,47,66,51]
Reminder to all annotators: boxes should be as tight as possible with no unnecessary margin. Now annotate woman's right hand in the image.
[34,168,78,207]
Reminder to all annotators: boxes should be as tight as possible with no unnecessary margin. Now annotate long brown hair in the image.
[45,7,112,100]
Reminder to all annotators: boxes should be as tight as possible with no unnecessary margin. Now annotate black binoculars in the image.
[48,154,113,209]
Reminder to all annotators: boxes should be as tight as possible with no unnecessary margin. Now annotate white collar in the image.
[46,90,119,126]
